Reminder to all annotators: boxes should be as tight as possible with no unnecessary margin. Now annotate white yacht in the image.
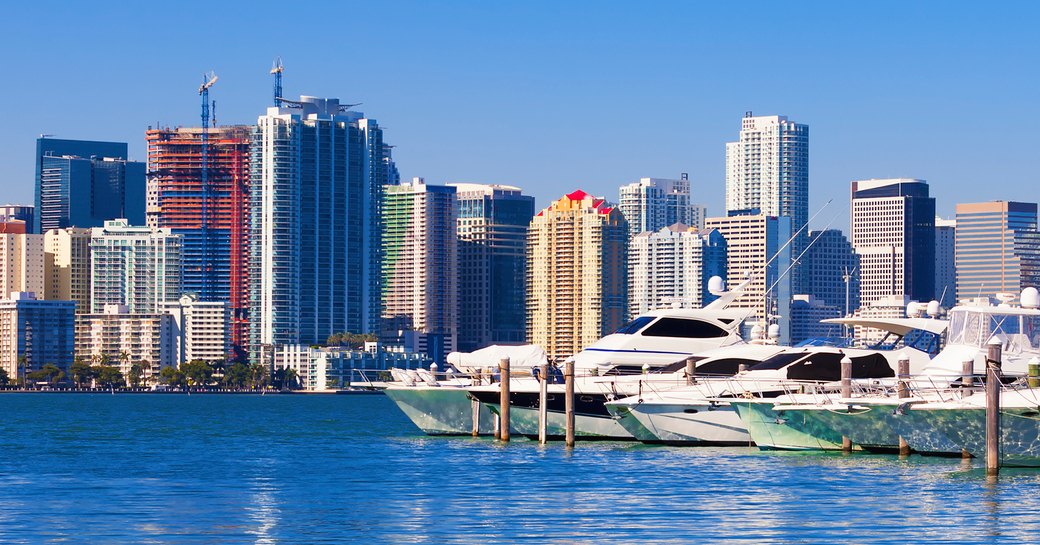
[765,291,1040,454]
[382,345,547,436]
[607,340,935,447]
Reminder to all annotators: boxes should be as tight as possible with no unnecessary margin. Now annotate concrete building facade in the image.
[955,201,1040,302]
[74,304,175,380]
[44,227,92,312]
[705,212,793,345]
[163,293,230,364]
[804,229,859,314]
[851,179,935,306]
[935,217,957,306]
[90,219,182,314]
[382,179,458,361]
[628,224,727,316]
[726,114,809,294]
[0,233,46,299]
[619,175,706,235]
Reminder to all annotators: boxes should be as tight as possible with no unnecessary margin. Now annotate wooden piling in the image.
[840,355,853,453]
[538,363,548,445]
[896,353,911,456]
[986,337,1002,476]
[499,357,511,443]
[962,358,974,389]
[471,398,481,437]
[685,356,697,386]
[565,360,575,447]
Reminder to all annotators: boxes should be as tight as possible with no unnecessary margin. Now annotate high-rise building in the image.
[90,219,181,314]
[527,190,628,359]
[804,229,859,314]
[382,179,458,361]
[145,126,251,356]
[0,205,34,233]
[0,292,75,382]
[789,295,842,345]
[935,218,957,306]
[451,183,535,352]
[618,175,706,236]
[35,137,145,233]
[44,227,92,312]
[0,233,46,299]
[725,113,809,293]
[163,293,230,364]
[628,224,727,316]
[955,201,1040,302]
[249,97,390,361]
[851,178,935,306]
[75,304,175,380]
[705,212,793,345]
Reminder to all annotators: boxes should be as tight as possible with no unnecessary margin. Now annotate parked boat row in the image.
[382,282,1040,467]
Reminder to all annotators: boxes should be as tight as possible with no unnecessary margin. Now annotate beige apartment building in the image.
[526,190,628,359]
[44,227,92,312]
[0,233,47,299]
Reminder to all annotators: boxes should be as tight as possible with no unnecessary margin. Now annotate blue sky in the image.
[2,1,1038,227]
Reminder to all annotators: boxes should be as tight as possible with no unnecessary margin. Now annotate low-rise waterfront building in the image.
[274,344,431,391]
[163,294,230,364]
[0,292,75,382]
[74,304,175,380]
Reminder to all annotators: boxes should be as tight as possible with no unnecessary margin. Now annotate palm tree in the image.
[17,355,27,390]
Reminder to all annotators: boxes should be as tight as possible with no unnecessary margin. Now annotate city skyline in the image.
[2,2,1038,223]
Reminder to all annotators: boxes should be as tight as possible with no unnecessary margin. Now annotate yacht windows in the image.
[695,358,761,376]
[640,318,729,338]
[613,316,655,335]
[784,353,894,381]
[748,352,809,371]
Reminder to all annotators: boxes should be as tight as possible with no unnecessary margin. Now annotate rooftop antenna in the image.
[271,57,284,106]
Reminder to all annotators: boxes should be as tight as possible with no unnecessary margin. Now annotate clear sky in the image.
[2,1,1038,228]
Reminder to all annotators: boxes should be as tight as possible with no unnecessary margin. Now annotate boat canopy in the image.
[446,344,548,372]
[822,317,948,336]
[946,307,1040,352]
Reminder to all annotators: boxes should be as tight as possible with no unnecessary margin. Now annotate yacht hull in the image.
[472,389,635,439]
[793,405,900,452]
[732,401,848,451]
[383,386,497,436]
[908,406,1040,467]
[605,400,750,445]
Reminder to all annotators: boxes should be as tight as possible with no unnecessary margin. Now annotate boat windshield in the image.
[613,316,655,335]
[948,309,1040,352]
[867,329,944,357]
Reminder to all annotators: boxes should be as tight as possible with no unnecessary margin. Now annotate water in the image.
[1,394,1039,544]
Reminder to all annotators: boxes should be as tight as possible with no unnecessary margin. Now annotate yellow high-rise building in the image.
[526,190,628,359]
[44,227,92,312]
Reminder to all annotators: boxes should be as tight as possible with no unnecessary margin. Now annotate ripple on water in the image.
[0,394,1039,543]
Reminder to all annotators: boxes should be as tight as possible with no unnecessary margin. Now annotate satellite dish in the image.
[906,301,921,318]
[750,324,764,340]
[1022,287,1040,309]
[708,276,725,295]
[767,324,780,339]
[926,300,940,317]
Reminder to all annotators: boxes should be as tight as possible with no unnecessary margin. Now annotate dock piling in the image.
[840,355,853,453]
[986,337,1002,476]
[499,357,511,442]
[896,352,911,457]
[962,358,974,390]
[471,398,480,437]
[685,356,697,385]
[538,363,548,445]
[565,360,575,447]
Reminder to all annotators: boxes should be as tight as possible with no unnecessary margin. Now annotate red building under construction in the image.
[145,126,251,360]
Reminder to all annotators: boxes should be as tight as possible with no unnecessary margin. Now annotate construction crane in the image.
[199,71,218,129]
[338,102,362,113]
[271,57,283,106]
[198,71,218,300]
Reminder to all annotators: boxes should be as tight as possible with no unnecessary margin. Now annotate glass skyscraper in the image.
[34,137,145,233]
[452,183,534,352]
[249,97,389,362]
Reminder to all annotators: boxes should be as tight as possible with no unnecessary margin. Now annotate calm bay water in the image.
[1,393,1039,544]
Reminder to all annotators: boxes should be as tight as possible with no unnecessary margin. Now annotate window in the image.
[613,316,655,335]
[640,318,729,338]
